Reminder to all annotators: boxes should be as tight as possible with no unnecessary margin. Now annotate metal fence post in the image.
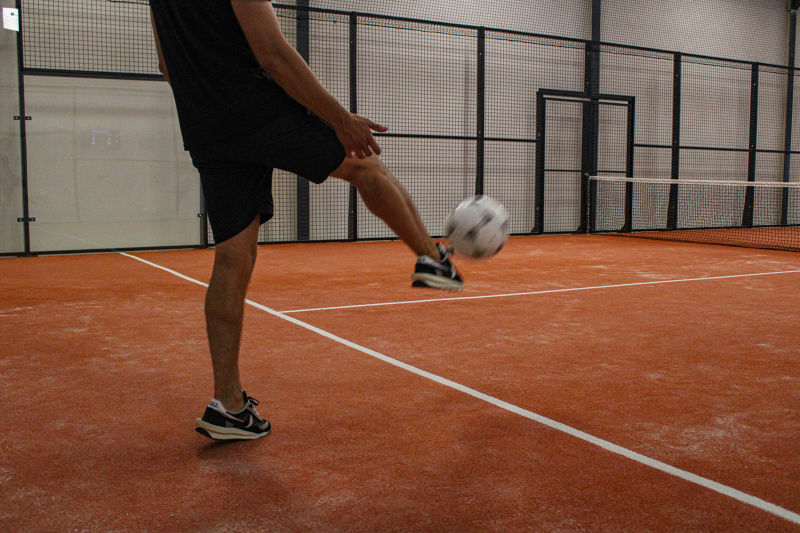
[782,8,797,225]
[476,28,485,196]
[295,0,311,241]
[14,0,32,255]
[743,63,759,228]
[347,12,358,241]
[667,52,682,230]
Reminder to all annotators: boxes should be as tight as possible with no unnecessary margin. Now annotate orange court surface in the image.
[1,235,799,531]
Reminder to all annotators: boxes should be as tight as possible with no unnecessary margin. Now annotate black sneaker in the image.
[195,391,271,440]
[411,243,463,290]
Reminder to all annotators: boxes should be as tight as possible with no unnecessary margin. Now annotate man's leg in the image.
[205,215,260,412]
[331,155,462,290]
[331,155,439,260]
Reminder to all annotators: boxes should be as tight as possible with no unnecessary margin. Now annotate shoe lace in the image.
[437,243,452,264]
[243,395,266,421]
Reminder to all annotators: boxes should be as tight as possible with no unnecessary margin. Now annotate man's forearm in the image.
[260,42,350,129]
[232,0,350,129]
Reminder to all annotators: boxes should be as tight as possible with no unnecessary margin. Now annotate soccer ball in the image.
[445,195,509,259]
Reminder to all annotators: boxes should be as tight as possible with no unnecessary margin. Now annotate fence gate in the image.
[535,90,635,234]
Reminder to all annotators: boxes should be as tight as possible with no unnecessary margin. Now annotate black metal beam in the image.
[374,132,535,143]
[580,0,601,234]
[347,12,358,241]
[782,8,797,225]
[536,89,633,102]
[624,97,636,232]
[534,92,546,234]
[476,28,485,196]
[295,0,311,242]
[742,63,758,228]
[22,68,163,81]
[667,53,682,230]
[15,0,31,255]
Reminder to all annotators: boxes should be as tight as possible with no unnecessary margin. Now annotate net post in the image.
[579,161,589,234]
[742,62,759,228]
[585,175,597,234]
[347,12,358,241]
[667,52,682,230]
[623,181,633,233]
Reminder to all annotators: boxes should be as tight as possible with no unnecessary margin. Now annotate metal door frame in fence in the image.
[535,89,635,234]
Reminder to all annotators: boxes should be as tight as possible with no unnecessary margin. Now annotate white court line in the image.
[121,252,800,526]
[279,269,800,313]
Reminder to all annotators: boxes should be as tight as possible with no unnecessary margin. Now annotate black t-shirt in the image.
[150,0,305,149]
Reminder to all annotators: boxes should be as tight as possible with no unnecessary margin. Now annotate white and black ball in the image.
[445,196,509,259]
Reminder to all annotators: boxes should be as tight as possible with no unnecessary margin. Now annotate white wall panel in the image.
[311,0,591,40]
[603,0,788,66]
[0,0,24,253]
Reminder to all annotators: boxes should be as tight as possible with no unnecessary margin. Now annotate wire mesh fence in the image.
[8,0,800,253]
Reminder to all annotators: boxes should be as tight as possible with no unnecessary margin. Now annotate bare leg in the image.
[331,155,440,259]
[205,216,260,412]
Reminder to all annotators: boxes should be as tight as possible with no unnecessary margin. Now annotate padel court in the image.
[2,1,800,531]
[1,235,798,531]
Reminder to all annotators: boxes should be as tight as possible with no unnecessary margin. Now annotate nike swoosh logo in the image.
[225,411,258,429]
[223,411,247,424]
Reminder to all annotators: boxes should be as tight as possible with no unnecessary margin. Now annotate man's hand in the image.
[333,114,388,159]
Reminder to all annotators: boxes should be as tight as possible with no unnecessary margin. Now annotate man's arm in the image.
[231,0,385,159]
[150,12,171,85]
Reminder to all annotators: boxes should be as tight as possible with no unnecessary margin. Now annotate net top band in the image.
[589,176,800,188]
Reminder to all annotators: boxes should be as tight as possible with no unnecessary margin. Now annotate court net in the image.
[588,176,800,252]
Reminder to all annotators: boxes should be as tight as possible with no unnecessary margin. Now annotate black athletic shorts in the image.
[189,110,346,244]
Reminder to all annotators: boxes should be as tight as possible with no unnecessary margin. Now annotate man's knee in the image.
[212,217,259,275]
[213,240,257,279]
[332,155,383,186]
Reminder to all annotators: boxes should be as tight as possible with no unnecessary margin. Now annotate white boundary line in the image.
[279,270,800,314]
[121,252,800,526]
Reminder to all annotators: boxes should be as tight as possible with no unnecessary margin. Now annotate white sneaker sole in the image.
[411,273,463,291]
[195,418,270,440]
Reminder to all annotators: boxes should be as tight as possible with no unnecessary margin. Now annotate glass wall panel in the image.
[24,76,200,252]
